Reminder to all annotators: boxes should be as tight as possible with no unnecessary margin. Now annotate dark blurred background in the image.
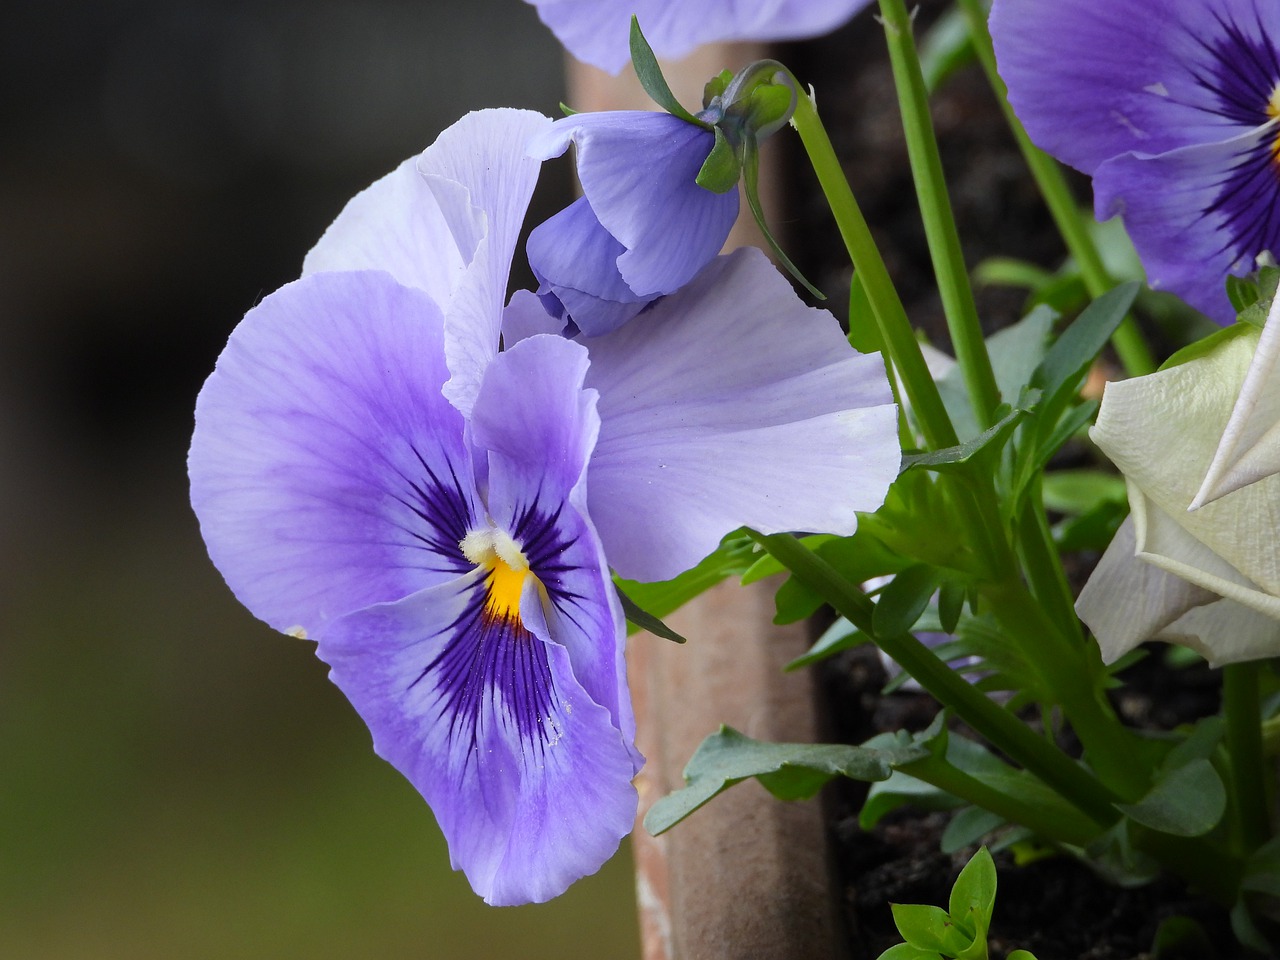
[0,1,639,956]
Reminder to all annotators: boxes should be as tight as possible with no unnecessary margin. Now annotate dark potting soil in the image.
[777,6,1247,957]
[818,647,1240,960]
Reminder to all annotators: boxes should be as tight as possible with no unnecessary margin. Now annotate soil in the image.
[777,6,1252,958]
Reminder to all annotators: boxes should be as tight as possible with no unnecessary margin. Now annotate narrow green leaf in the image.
[941,807,1005,854]
[615,534,756,630]
[918,5,976,93]
[628,16,702,125]
[901,406,1024,473]
[558,101,579,117]
[1031,281,1139,412]
[644,726,927,835]
[873,564,939,638]
[1115,758,1227,837]
[694,126,740,193]
[937,579,966,634]
[948,847,996,940]
[615,584,687,643]
[785,617,869,671]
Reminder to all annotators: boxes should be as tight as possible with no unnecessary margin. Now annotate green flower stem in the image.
[789,89,959,452]
[1013,482,1084,644]
[750,531,1123,827]
[1224,662,1271,852]
[877,0,1002,428]
[956,0,1155,377]
[898,754,1099,848]
[981,579,1147,801]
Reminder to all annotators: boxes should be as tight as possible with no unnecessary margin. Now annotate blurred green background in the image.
[0,1,639,956]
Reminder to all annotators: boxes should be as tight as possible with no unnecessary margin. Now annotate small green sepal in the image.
[695,126,741,194]
[629,17,705,127]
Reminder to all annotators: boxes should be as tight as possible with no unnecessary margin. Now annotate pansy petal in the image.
[582,248,899,582]
[472,335,637,752]
[526,196,652,336]
[1093,123,1280,323]
[301,154,467,309]
[189,270,479,635]
[525,0,870,75]
[414,109,553,418]
[1076,516,1218,664]
[1092,328,1280,595]
[530,112,739,297]
[318,572,638,905]
[990,0,1273,173]
[1194,295,1280,506]
[502,288,566,345]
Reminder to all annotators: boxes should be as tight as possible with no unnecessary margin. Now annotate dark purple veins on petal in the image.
[388,445,478,576]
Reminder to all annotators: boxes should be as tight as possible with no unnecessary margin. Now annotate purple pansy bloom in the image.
[191,108,899,904]
[526,111,739,336]
[990,0,1280,323]
[524,0,872,75]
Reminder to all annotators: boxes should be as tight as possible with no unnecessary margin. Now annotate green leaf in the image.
[901,406,1025,474]
[873,564,939,637]
[918,5,977,93]
[875,944,943,960]
[1040,469,1126,516]
[1151,915,1217,959]
[694,126,740,194]
[949,847,996,947]
[644,726,928,835]
[785,617,869,671]
[1030,281,1140,415]
[628,16,702,125]
[1159,320,1255,371]
[558,101,578,117]
[892,903,968,954]
[772,572,825,624]
[1115,758,1226,837]
[973,256,1054,292]
[937,579,966,634]
[615,534,756,630]
[1240,833,1280,896]
[614,584,687,643]
[1226,273,1258,312]
[941,807,1005,854]
[702,68,734,107]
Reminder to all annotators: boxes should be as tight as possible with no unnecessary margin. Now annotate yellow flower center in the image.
[460,526,536,623]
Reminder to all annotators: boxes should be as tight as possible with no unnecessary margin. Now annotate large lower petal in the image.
[472,334,637,755]
[582,248,900,582]
[189,270,479,634]
[990,0,1272,172]
[525,0,869,75]
[1094,123,1280,323]
[529,112,739,298]
[318,572,638,905]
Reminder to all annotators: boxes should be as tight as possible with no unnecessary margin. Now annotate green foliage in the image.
[615,533,756,632]
[614,585,687,643]
[876,848,1036,960]
[628,17,703,125]
[643,726,928,835]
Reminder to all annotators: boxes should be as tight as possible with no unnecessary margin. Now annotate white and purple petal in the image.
[525,0,871,76]
[472,334,637,751]
[1093,122,1280,323]
[317,572,638,905]
[581,247,900,582]
[991,0,1277,173]
[189,270,480,635]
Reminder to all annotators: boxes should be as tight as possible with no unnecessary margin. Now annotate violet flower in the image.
[523,0,871,75]
[190,108,899,904]
[990,0,1280,323]
[526,110,739,336]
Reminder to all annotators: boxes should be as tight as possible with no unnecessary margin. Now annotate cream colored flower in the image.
[1076,297,1280,665]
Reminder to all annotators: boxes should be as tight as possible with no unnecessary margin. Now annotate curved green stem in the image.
[877,0,1002,427]
[956,0,1156,377]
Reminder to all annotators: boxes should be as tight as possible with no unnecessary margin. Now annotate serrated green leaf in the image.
[628,16,702,125]
[644,726,928,835]
[1116,758,1226,837]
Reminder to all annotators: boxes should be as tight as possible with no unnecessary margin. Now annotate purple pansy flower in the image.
[191,108,899,904]
[990,0,1280,324]
[523,0,872,75]
[526,111,739,336]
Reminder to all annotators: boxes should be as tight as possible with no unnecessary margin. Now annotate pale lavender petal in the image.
[189,270,479,635]
[472,334,637,753]
[529,112,739,299]
[318,572,638,905]
[502,288,566,345]
[525,0,870,75]
[583,248,900,582]
[1094,122,1280,323]
[301,154,468,309]
[990,0,1275,173]
[416,109,554,418]
[525,196,651,336]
